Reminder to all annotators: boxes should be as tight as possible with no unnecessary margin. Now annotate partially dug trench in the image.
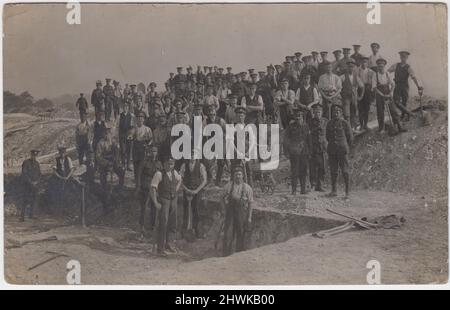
[178,199,345,261]
[4,174,345,261]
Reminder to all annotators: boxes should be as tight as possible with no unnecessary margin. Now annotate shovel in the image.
[419,92,431,126]
[185,194,196,242]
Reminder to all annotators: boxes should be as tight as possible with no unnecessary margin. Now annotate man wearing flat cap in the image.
[326,104,353,198]
[91,80,105,114]
[128,111,153,183]
[372,57,408,133]
[387,50,423,121]
[221,164,254,256]
[20,150,41,221]
[284,107,311,195]
[350,44,364,67]
[311,51,320,70]
[318,61,342,119]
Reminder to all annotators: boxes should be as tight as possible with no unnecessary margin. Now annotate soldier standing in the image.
[118,103,135,171]
[309,104,328,191]
[179,149,208,240]
[135,144,162,235]
[75,93,88,120]
[388,51,423,121]
[326,104,353,198]
[113,80,123,121]
[284,107,311,195]
[20,150,41,221]
[91,80,105,114]
[96,124,125,212]
[103,78,115,122]
[75,111,91,165]
[150,158,182,256]
[222,166,254,257]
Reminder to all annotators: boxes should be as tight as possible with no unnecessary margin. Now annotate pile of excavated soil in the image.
[4,114,78,162]
[351,110,447,197]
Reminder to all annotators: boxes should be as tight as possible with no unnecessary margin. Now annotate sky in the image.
[3,2,448,99]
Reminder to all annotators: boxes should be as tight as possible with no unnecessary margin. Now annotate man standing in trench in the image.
[222,166,254,256]
[150,157,182,256]
[179,149,208,240]
[20,150,41,221]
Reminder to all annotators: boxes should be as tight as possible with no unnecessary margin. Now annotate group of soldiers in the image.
[21,42,423,256]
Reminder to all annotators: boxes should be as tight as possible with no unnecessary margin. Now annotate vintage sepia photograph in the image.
[1,1,448,287]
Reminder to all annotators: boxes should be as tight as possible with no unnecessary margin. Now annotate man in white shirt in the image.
[368,42,384,71]
[318,62,342,119]
[340,61,364,129]
[372,58,406,133]
[150,158,182,256]
[357,57,375,129]
[202,85,219,113]
[274,78,296,129]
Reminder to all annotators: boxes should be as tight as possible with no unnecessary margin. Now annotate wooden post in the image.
[80,183,86,228]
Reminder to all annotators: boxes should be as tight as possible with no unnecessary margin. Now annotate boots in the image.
[327,175,338,197]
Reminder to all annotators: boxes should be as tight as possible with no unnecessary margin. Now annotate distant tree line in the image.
[3,91,55,114]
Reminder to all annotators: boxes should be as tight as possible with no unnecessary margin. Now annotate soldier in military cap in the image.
[91,80,105,114]
[387,50,423,121]
[351,44,364,67]
[112,80,123,121]
[326,104,353,198]
[20,150,41,221]
[274,77,296,129]
[300,55,319,86]
[96,123,125,212]
[118,103,135,170]
[103,78,115,122]
[331,50,343,74]
[76,93,88,120]
[174,67,187,97]
[284,107,311,195]
[225,67,234,84]
[130,84,145,116]
[318,51,330,76]
[335,48,352,76]
[368,42,383,71]
[135,144,163,235]
[309,103,328,191]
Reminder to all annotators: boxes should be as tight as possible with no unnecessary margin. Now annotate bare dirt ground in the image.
[3,98,448,285]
